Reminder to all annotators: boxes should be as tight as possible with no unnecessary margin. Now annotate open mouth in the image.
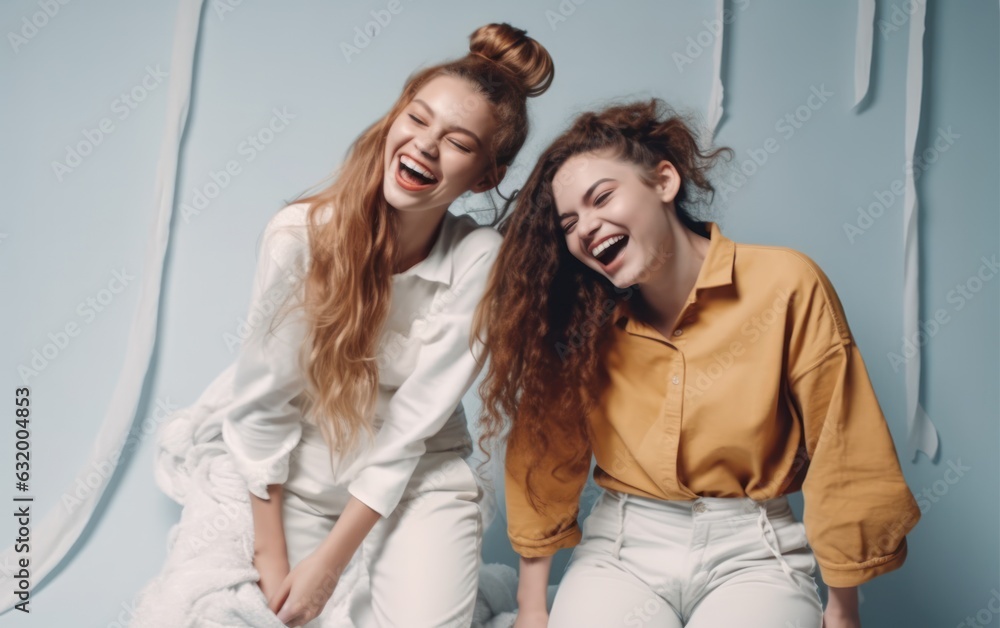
[395,154,439,191]
[591,234,628,268]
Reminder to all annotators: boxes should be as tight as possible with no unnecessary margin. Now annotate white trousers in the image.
[548,489,823,627]
[280,426,483,628]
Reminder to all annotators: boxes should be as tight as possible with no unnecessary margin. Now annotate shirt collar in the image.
[692,220,736,290]
[613,220,735,327]
[393,210,456,286]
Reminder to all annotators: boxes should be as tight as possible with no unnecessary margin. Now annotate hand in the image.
[822,607,861,628]
[514,607,549,628]
[253,547,290,611]
[270,548,342,627]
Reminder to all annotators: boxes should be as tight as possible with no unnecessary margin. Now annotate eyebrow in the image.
[558,178,616,220]
[411,99,483,149]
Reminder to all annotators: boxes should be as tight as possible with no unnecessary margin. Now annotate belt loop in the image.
[755,501,799,589]
[611,492,628,560]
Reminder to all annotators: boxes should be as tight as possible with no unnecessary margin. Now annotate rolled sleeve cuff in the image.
[347,461,413,518]
[816,536,909,587]
[509,524,583,558]
[222,419,299,501]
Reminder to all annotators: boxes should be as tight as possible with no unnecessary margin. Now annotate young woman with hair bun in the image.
[475,99,920,627]
[220,23,554,627]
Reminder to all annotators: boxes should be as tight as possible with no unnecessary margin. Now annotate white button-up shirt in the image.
[221,202,501,518]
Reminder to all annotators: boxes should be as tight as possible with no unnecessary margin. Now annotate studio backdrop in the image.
[0,1,997,626]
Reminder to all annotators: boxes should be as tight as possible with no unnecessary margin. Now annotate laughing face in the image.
[382,74,502,213]
[553,150,682,288]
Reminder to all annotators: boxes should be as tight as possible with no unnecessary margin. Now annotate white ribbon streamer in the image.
[902,1,940,461]
[705,0,726,143]
[1,0,206,613]
[853,0,875,108]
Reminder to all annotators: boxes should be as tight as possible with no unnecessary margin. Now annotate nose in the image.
[578,211,601,247]
[413,132,438,160]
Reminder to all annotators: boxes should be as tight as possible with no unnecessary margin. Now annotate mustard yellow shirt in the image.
[504,221,921,588]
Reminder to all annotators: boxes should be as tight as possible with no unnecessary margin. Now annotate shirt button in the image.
[671,375,680,385]
[693,502,707,513]
[673,329,683,336]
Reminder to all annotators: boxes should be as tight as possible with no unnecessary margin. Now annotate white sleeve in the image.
[347,234,501,517]
[221,214,310,501]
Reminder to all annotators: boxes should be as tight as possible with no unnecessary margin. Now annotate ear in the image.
[471,164,508,194]
[653,160,681,203]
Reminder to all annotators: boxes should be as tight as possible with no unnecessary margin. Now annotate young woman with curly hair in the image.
[473,99,920,628]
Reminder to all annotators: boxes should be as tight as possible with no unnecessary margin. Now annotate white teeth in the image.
[400,155,437,181]
[590,235,626,258]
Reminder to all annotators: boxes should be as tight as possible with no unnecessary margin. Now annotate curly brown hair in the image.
[472,98,733,510]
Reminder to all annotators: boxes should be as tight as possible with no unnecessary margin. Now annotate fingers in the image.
[278,600,317,627]
[277,602,306,627]
[276,599,295,623]
[280,610,303,627]
[269,574,292,615]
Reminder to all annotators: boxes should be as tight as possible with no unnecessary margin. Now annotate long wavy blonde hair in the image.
[268,23,554,460]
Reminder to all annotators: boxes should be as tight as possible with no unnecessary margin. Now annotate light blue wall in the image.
[0,1,996,626]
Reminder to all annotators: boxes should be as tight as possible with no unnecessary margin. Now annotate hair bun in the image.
[468,23,554,98]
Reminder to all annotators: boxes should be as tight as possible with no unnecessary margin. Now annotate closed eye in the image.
[408,114,426,125]
[595,190,612,206]
[449,139,472,153]
[561,220,576,234]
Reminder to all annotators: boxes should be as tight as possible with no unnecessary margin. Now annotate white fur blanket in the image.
[131,361,522,627]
